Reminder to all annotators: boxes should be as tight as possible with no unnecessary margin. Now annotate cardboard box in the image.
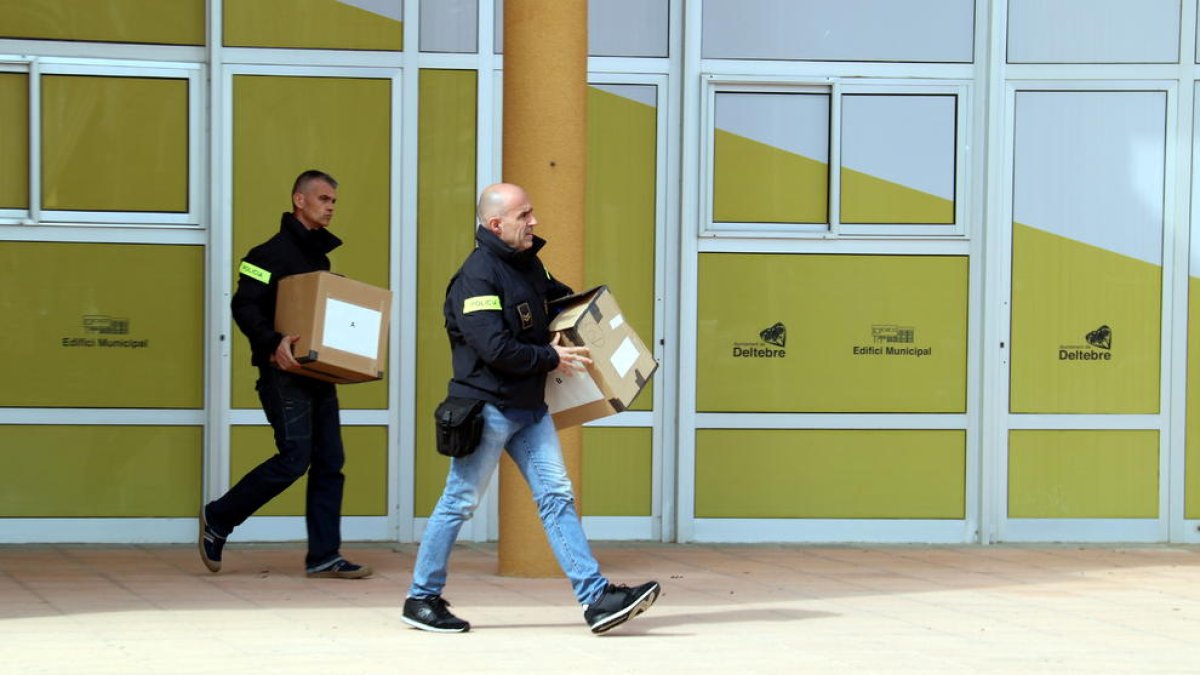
[275,271,392,384]
[544,286,657,428]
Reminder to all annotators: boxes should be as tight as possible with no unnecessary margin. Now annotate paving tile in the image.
[5,543,1200,673]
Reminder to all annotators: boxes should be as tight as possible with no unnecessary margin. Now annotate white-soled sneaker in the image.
[583,581,660,634]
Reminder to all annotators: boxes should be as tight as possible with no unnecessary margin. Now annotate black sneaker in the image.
[198,505,225,573]
[584,581,661,634]
[306,557,373,579]
[402,596,471,633]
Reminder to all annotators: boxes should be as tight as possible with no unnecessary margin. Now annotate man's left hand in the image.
[551,333,591,376]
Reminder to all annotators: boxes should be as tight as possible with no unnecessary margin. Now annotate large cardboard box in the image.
[275,271,392,384]
[544,286,657,428]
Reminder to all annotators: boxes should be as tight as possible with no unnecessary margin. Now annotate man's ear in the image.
[292,192,303,210]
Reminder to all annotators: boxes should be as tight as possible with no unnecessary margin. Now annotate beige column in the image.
[498,0,588,577]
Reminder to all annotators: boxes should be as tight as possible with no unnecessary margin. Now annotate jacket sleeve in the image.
[230,249,283,357]
[450,269,560,375]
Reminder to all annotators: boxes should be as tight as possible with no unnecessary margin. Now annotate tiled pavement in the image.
[3,542,1200,673]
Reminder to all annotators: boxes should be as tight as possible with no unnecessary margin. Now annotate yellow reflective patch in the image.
[239,261,271,284]
[463,295,501,313]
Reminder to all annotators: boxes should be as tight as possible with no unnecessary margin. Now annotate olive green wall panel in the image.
[582,427,652,517]
[697,254,968,413]
[231,74,392,411]
[1010,223,1161,414]
[42,75,188,213]
[840,166,954,225]
[224,0,402,50]
[1188,276,1200,519]
[229,425,388,516]
[696,429,965,519]
[713,128,828,224]
[414,70,477,516]
[586,85,657,412]
[0,0,204,45]
[839,93,956,225]
[0,426,201,517]
[0,242,203,408]
[0,73,29,210]
[1008,430,1158,518]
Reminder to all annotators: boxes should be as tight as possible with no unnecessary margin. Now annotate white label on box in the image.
[610,336,640,378]
[608,313,625,330]
[545,371,605,413]
[323,298,382,359]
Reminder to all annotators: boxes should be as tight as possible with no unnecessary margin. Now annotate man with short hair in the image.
[199,169,371,580]
[401,182,660,634]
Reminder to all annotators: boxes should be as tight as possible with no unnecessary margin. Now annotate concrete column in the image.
[499,0,587,577]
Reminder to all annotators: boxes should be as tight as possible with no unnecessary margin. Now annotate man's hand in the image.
[272,335,302,371]
[551,332,592,376]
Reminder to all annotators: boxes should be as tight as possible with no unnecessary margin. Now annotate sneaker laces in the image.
[429,596,454,615]
[587,583,628,612]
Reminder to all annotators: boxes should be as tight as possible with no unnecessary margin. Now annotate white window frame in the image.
[700,75,971,239]
[0,57,204,228]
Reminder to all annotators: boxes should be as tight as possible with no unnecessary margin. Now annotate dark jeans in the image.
[207,367,346,567]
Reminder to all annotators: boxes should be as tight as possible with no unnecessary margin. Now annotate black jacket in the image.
[444,227,573,410]
[232,212,342,367]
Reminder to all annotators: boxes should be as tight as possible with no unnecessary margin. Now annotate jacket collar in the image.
[281,212,342,256]
[475,225,545,266]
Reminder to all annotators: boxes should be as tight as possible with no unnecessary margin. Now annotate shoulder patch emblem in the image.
[239,261,271,284]
[463,295,502,313]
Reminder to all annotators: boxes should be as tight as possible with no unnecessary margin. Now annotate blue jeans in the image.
[207,367,345,568]
[409,403,608,605]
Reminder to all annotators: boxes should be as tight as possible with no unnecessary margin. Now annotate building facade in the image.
[2,0,1198,545]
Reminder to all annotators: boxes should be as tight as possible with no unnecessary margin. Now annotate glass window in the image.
[414,69,478,517]
[702,0,973,63]
[224,0,403,50]
[1008,0,1179,64]
[589,0,669,57]
[1009,90,1166,414]
[1186,84,1200,518]
[712,91,830,226]
[42,75,189,213]
[840,94,956,225]
[705,80,966,237]
[0,0,204,46]
[231,73,394,411]
[420,0,478,53]
[587,83,658,410]
[3,63,200,226]
[0,72,29,211]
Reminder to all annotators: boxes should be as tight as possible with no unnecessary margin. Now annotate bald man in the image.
[401,183,660,635]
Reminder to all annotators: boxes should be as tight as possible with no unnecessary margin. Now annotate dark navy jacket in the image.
[444,227,573,410]
[231,212,342,367]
